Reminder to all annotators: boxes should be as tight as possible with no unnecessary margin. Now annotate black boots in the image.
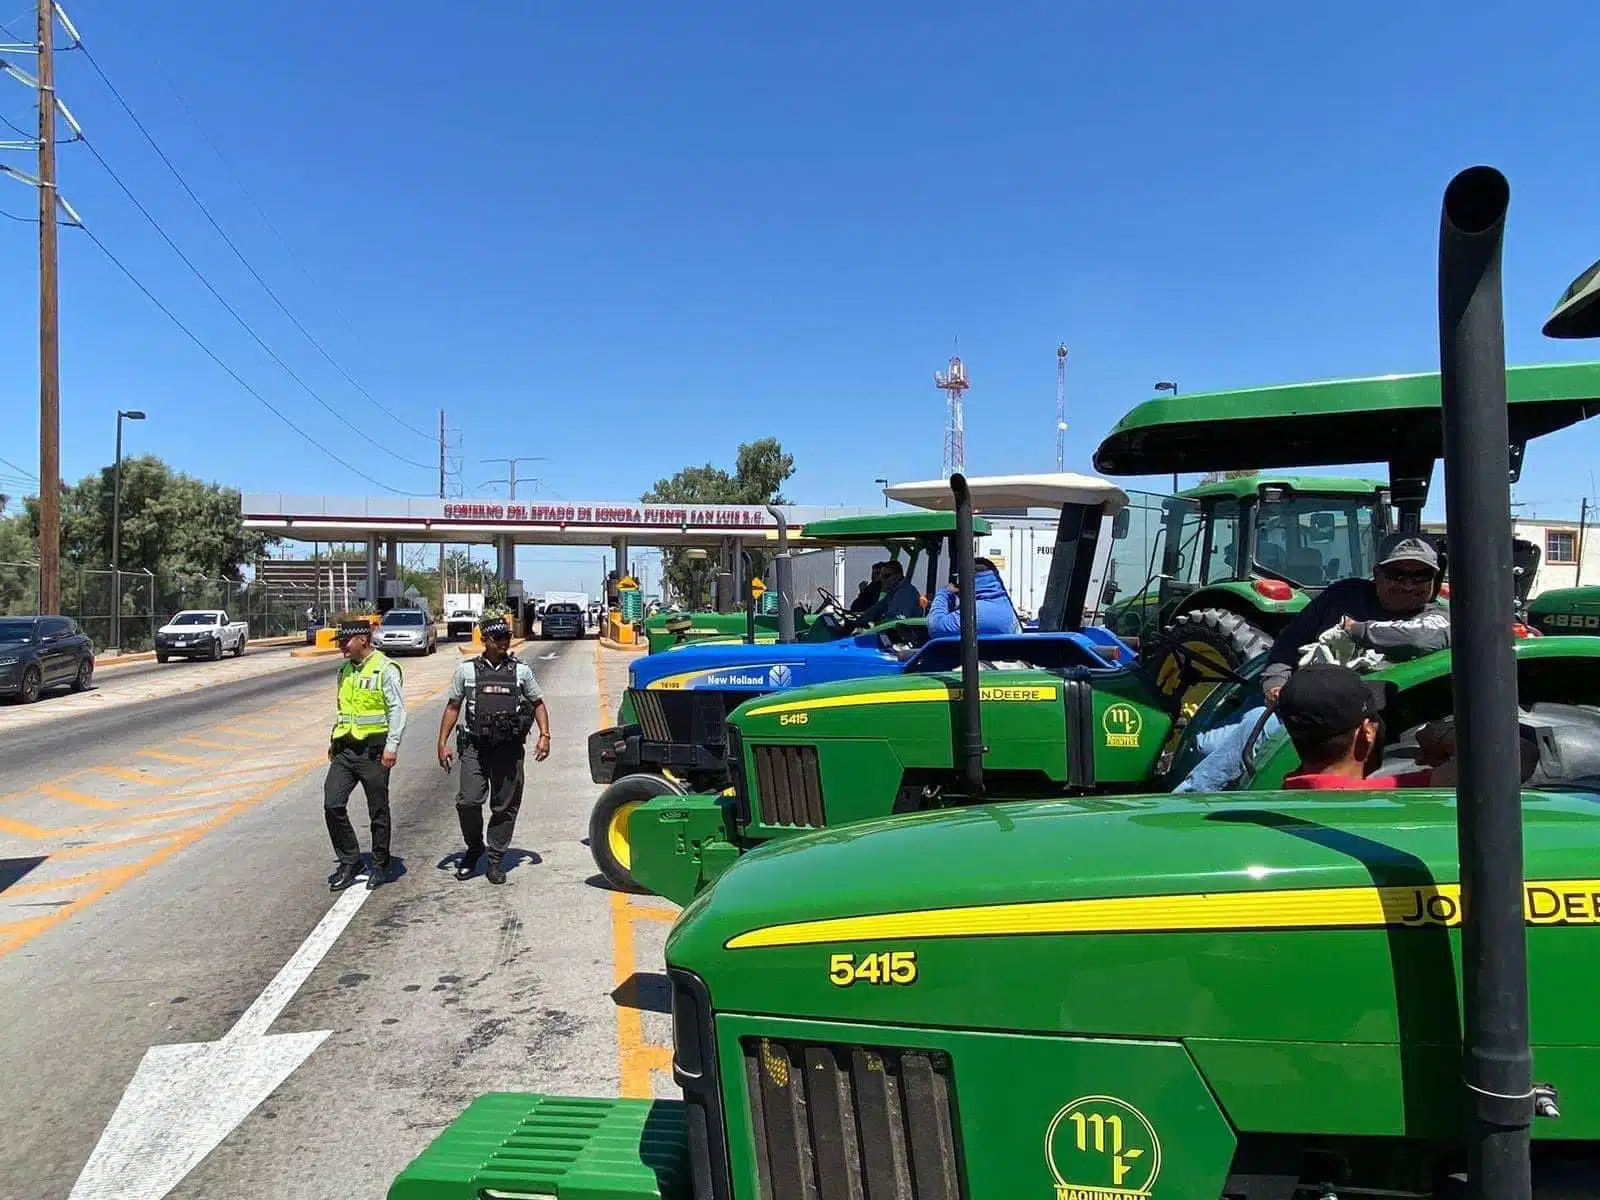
[329,862,362,891]
[485,857,506,886]
[366,859,389,890]
[456,847,484,881]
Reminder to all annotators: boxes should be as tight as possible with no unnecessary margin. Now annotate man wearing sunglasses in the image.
[1174,532,1449,793]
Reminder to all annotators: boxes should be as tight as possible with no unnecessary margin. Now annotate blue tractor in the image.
[587,473,1133,890]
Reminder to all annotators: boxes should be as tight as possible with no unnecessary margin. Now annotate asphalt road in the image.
[0,634,673,1200]
[88,643,302,690]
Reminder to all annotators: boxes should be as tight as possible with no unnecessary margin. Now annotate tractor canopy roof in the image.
[794,510,992,543]
[884,472,1129,515]
[1094,362,1600,477]
[1176,475,1387,502]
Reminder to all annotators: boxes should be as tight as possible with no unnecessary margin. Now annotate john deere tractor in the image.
[393,168,1600,1200]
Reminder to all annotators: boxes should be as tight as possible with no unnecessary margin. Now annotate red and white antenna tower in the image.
[1054,343,1069,470]
[935,355,969,477]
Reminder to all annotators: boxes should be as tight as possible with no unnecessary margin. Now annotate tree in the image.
[23,455,274,579]
[643,437,796,607]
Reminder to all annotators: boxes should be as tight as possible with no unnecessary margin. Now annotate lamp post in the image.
[110,409,147,652]
[1153,382,1179,492]
[873,477,889,508]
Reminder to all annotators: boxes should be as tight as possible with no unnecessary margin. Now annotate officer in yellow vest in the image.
[325,619,407,891]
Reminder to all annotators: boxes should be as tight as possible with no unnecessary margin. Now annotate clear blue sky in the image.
[2,2,1598,591]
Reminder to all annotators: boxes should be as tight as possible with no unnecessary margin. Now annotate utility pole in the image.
[1054,344,1069,472]
[481,456,546,501]
[37,0,60,613]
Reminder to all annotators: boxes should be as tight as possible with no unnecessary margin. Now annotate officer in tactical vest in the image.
[435,617,549,884]
[325,619,407,891]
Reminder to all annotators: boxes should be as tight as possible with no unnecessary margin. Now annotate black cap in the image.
[1376,532,1440,573]
[336,619,372,642]
[480,618,512,641]
[1276,665,1389,742]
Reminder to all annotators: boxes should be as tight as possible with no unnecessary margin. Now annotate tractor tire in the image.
[588,772,685,895]
[1145,608,1273,716]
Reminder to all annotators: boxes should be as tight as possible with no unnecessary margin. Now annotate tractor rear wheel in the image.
[588,772,685,895]
[1145,608,1273,717]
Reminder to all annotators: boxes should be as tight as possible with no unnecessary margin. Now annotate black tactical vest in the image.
[470,656,525,747]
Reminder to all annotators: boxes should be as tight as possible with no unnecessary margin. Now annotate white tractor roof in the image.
[885,472,1129,515]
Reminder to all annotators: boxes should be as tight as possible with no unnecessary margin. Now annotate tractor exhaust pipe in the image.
[951,473,984,796]
[767,505,795,644]
[1438,165,1532,1200]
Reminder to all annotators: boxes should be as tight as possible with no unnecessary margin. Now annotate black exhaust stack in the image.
[951,473,984,796]
[1438,165,1532,1200]
[767,505,795,644]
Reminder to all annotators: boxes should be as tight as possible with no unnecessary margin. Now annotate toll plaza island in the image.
[239,493,878,629]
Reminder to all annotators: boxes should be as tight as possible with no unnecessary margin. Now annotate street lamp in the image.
[110,409,147,652]
[873,477,889,508]
[1153,382,1179,492]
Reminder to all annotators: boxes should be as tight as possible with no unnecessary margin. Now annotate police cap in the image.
[480,618,512,642]
[336,619,373,642]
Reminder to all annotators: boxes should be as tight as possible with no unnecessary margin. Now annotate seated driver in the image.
[928,557,1021,638]
[856,560,923,625]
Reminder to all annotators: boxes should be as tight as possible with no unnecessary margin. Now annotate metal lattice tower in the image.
[1054,343,1069,471]
[935,355,969,477]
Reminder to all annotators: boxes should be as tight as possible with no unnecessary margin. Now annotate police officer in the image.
[436,617,550,884]
[325,619,406,891]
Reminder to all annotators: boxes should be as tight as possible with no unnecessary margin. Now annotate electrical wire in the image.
[0,205,32,221]
[0,453,38,480]
[75,221,404,494]
[73,132,436,474]
[1,112,34,140]
[69,35,437,442]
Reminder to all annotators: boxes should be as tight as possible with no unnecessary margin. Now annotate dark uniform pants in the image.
[324,740,392,867]
[456,736,525,860]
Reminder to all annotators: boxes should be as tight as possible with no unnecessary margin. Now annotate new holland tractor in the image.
[392,168,1600,1200]
[588,477,1134,892]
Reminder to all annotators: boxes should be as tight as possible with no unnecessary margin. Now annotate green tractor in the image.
[1099,473,1392,697]
[392,168,1600,1200]
[1526,587,1600,637]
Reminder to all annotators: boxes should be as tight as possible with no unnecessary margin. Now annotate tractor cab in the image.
[1095,364,1600,709]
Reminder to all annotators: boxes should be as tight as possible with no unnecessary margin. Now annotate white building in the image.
[1423,517,1596,597]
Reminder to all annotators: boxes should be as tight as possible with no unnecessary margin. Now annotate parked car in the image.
[540,601,585,640]
[0,615,95,703]
[445,609,479,640]
[155,610,248,662]
[373,608,438,656]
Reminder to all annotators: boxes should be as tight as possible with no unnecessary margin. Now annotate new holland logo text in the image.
[768,664,794,688]
[1046,1095,1161,1200]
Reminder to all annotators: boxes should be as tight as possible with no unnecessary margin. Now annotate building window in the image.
[1547,529,1578,565]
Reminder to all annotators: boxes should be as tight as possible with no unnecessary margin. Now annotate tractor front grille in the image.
[630,687,674,744]
[752,745,825,827]
[743,1038,963,1200]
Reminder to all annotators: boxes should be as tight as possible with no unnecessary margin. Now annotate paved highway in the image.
[0,635,676,1200]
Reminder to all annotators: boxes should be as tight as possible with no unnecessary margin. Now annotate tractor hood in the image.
[668,790,1600,1050]
[629,634,901,692]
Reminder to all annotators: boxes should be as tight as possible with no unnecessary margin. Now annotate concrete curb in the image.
[598,637,647,654]
[95,633,306,671]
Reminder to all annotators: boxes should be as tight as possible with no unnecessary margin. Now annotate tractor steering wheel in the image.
[1237,705,1281,781]
[816,585,844,613]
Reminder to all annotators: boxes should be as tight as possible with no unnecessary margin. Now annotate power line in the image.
[72,130,435,474]
[67,29,436,442]
[76,221,403,493]
[0,453,38,480]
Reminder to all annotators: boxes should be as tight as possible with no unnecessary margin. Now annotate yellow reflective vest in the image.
[330,650,399,743]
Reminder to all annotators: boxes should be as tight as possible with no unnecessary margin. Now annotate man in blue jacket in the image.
[927,557,1021,638]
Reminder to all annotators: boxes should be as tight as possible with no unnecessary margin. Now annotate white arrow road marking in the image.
[69,885,373,1200]
[539,652,557,660]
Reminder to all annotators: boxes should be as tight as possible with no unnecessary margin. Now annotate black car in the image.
[540,602,585,639]
[0,615,95,703]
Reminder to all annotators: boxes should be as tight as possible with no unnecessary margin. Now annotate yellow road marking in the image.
[137,749,208,766]
[609,891,674,1097]
[212,725,277,739]
[37,782,126,812]
[92,767,183,785]
[177,736,235,750]
[3,866,120,898]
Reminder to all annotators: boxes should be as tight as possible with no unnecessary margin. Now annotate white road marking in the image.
[69,886,373,1200]
[539,652,557,660]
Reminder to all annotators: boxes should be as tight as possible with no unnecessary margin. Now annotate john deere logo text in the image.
[1102,704,1144,749]
[1046,1095,1161,1200]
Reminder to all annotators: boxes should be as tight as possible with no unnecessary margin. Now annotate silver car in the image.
[373,608,438,656]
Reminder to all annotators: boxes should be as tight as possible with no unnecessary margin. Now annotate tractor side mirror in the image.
[1544,256,1600,339]
[1112,508,1132,539]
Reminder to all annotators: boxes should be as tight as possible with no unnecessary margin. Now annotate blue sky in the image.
[2,2,1598,591]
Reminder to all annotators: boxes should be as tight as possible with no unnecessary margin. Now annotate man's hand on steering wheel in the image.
[815,585,844,613]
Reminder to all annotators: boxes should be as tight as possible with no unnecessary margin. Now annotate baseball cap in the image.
[1276,665,1391,743]
[480,618,512,641]
[336,619,372,642]
[1376,532,1440,573]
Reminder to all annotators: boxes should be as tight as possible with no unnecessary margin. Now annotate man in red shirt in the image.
[1274,665,1434,790]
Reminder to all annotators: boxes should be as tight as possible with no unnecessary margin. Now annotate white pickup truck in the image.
[154,610,248,662]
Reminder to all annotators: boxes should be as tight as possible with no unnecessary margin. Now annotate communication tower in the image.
[935,355,969,477]
[1054,344,1069,471]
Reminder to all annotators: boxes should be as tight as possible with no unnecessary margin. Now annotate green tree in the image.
[0,497,37,615]
[643,437,796,607]
[24,455,273,579]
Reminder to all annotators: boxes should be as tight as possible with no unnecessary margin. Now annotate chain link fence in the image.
[0,562,314,650]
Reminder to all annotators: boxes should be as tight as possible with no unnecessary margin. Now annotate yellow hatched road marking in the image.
[37,782,125,811]
[177,736,235,750]
[212,726,277,739]
[92,767,183,785]
[137,749,208,766]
